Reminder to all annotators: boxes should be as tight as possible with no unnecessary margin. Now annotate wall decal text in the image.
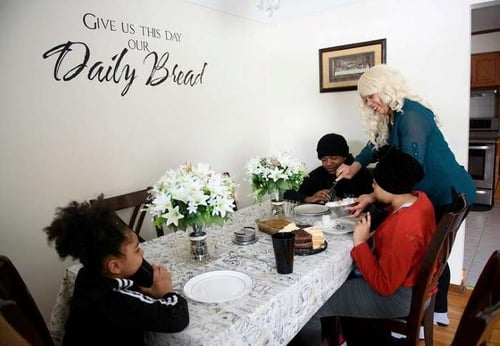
[41,12,208,96]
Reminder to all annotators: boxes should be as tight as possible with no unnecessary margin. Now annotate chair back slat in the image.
[476,301,500,345]
[105,189,149,229]
[0,255,55,346]
[92,187,164,242]
[452,250,500,346]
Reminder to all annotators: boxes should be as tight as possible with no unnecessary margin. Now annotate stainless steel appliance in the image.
[470,117,500,133]
[470,88,497,119]
[469,118,499,207]
[469,139,496,206]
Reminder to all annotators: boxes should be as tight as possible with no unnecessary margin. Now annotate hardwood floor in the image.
[421,288,500,346]
[290,288,499,345]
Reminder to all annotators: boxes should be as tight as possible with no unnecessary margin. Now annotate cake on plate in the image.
[305,227,325,249]
[294,229,313,249]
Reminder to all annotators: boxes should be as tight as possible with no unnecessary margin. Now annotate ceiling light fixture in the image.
[256,0,280,17]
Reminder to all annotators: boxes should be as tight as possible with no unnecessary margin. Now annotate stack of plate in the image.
[293,204,330,216]
[293,204,331,225]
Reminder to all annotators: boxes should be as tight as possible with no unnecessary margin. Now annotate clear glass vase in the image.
[188,224,208,261]
[270,189,285,218]
[173,231,189,259]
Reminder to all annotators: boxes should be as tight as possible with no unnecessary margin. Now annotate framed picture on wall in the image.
[319,38,386,92]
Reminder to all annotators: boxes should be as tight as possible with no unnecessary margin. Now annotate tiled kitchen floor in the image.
[464,198,500,287]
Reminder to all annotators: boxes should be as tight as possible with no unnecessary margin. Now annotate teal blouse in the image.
[355,98,476,207]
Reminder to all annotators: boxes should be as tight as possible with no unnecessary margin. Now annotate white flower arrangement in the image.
[245,152,308,202]
[147,162,237,232]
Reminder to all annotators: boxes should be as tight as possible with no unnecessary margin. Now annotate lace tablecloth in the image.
[48,203,353,345]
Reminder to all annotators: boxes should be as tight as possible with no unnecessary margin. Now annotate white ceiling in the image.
[184,0,500,30]
[182,0,361,22]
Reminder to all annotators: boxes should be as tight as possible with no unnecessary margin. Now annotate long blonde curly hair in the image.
[357,64,439,149]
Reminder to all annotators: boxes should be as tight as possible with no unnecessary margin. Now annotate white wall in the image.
[266,0,474,289]
[0,0,480,322]
[266,0,474,168]
[0,0,269,320]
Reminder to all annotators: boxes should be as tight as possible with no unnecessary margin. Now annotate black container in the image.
[271,232,295,274]
[129,258,154,287]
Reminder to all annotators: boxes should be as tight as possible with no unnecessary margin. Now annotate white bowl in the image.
[325,199,357,218]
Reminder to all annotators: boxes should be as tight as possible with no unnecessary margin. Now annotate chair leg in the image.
[423,296,435,346]
[340,317,391,346]
[320,316,340,345]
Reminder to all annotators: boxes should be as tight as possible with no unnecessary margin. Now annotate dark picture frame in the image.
[319,38,386,92]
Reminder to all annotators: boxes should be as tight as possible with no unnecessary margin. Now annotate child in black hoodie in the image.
[44,195,189,346]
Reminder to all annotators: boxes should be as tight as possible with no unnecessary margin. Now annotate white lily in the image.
[245,151,308,202]
[148,162,238,231]
[162,205,184,227]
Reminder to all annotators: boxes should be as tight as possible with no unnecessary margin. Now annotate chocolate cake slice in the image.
[294,229,313,249]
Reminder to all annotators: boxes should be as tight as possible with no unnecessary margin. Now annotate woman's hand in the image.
[345,193,376,217]
[353,212,374,246]
[335,162,362,180]
[141,265,173,298]
[304,189,330,204]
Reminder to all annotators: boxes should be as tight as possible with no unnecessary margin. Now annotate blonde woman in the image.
[336,64,475,328]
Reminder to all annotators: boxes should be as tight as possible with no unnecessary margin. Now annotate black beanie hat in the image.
[316,133,349,159]
[373,147,424,194]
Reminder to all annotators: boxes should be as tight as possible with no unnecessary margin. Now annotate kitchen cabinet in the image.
[471,52,500,88]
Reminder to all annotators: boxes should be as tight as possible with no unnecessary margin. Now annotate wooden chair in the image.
[0,255,55,346]
[93,188,164,242]
[323,193,469,346]
[451,250,500,346]
[382,192,469,346]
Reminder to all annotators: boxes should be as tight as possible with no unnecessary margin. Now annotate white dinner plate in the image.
[294,204,330,216]
[183,270,252,303]
[322,224,353,235]
[321,218,355,235]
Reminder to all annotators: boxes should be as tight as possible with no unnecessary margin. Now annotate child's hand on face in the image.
[353,212,374,246]
[141,265,173,298]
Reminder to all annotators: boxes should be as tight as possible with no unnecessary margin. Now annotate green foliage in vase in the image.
[246,152,308,202]
[148,162,238,232]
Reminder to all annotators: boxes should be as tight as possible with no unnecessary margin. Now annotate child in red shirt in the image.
[294,147,436,346]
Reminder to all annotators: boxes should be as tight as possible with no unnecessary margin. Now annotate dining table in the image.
[48,202,354,346]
